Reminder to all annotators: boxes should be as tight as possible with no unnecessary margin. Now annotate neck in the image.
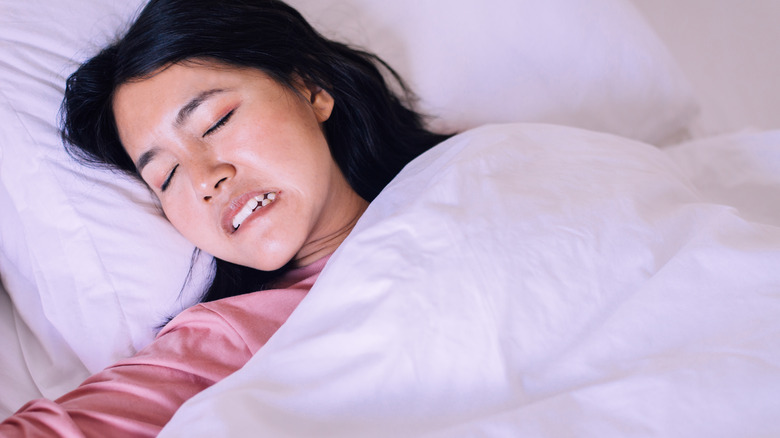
[293,193,368,267]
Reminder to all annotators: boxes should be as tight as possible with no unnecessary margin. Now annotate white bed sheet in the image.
[159,124,780,437]
[0,282,42,415]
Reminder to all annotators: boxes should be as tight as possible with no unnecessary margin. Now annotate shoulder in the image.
[159,288,308,355]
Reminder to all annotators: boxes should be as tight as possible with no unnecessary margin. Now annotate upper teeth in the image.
[232,192,277,230]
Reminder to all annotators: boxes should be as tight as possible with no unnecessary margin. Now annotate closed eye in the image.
[161,164,179,192]
[203,109,235,137]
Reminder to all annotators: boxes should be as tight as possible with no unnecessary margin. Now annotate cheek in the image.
[231,128,329,191]
[161,198,203,242]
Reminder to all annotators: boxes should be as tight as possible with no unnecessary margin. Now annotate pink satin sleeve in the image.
[0,286,309,438]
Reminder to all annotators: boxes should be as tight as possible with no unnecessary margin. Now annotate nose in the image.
[191,161,236,202]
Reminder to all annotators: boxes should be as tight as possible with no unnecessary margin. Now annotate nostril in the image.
[203,195,212,202]
[214,177,228,189]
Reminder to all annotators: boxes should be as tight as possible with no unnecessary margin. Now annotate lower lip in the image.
[232,196,278,235]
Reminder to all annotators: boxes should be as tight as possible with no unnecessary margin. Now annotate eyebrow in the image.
[135,88,228,173]
[135,148,158,174]
[175,88,227,126]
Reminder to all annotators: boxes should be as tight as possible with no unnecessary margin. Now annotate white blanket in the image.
[160,124,780,437]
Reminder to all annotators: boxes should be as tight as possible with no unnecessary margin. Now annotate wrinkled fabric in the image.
[0,257,325,438]
[160,124,780,438]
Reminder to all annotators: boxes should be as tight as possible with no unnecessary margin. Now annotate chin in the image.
[244,246,298,272]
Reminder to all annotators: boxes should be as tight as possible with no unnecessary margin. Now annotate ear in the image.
[298,79,334,123]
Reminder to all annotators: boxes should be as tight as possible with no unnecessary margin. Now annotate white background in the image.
[631,0,780,136]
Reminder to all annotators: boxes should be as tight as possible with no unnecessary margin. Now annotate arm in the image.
[0,304,254,438]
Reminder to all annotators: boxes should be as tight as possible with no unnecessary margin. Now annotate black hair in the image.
[61,0,453,303]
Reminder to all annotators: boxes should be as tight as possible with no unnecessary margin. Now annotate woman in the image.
[0,0,450,435]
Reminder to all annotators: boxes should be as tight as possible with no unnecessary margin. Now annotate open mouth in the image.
[232,192,277,231]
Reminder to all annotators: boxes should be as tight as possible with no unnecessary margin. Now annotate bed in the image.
[1,0,779,436]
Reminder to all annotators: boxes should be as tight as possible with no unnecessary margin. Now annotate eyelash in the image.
[159,109,235,192]
[161,164,178,192]
[203,109,235,137]
[160,109,235,192]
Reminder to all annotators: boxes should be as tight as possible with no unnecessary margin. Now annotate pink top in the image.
[0,257,327,438]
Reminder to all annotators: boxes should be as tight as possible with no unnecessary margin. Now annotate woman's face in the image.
[113,61,367,270]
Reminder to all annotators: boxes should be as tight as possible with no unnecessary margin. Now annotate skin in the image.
[113,60,368,271]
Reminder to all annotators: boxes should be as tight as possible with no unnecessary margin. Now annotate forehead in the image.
[112,62,273,158]
[114,62,249,114]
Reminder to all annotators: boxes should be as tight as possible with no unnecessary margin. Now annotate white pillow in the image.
[0,0,697,409]
[286,0,699,145]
